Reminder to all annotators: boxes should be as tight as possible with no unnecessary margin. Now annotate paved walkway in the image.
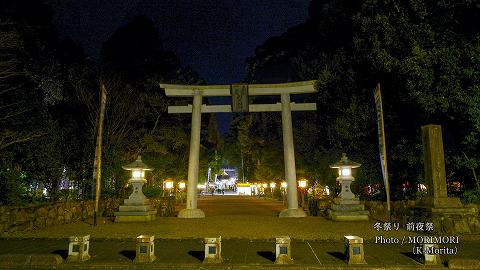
[5,196,419,240]
[1,196,479,269]
[196,195,285,216]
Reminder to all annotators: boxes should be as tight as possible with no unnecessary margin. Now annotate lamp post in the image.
[298,179,308,209]
[329,153,361,202]
[281,181,287,205]
[163,180,174,195]
[178,181,186,203]
[270,182,276,192]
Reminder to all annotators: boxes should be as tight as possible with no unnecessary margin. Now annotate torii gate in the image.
[160,80,317,218]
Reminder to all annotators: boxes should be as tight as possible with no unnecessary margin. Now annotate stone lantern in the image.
[330,153,360,202]
[124,156,152,201]
[328,153,369,221]
[115,156,157,222]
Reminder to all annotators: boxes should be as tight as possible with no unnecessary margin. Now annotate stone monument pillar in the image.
[420,125,462,208]
[412,124,478,234]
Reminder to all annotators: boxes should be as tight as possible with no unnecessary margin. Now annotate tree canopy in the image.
[1,0,478,205]
[227,0,480,198]
[0,3,216,204]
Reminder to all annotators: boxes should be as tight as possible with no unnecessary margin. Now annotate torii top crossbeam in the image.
[160,80,317,113]
[160,80,316,96]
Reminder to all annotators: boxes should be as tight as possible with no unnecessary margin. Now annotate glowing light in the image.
[418,183,427,191]
[179,182,186,189]
[298,179,307,188]
[197,184,206,189]
[324,185,330,195]
[340,168,351,177]
[281,181,287,188]
[132,170,145,178]
[164,180,173,189]
[262,183,268,188]
[270,182,276,189]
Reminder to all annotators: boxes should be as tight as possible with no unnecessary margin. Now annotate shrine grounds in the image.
[1,196,479,269]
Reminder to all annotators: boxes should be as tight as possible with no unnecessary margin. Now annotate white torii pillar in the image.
[160,84,232,218]
[185,90,203,217]
[280,93,303,217]
[160,81,316,218]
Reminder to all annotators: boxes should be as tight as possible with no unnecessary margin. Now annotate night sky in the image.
[47,0,310,134]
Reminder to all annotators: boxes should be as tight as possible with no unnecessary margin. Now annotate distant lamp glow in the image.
[418,183,427,191]
[179,182,186,189]
[197,184,206,189]
[163,180,173,190]
[270,182,276,189]
[262,183,268,188]
[298,179,307,188]
[281,181,287,188]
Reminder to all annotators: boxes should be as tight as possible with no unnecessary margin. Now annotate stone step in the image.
[114,210,157,216]
[328,209,369,221]
[331,204,365,211]
[334,198,360,205]
[118,205,153,212]
[123,199,151,205]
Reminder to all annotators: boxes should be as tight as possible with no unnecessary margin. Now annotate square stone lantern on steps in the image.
[328,153,369,221]
[115,156,157,222]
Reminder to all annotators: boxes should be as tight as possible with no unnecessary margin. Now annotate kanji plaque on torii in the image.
[160,80,317,218]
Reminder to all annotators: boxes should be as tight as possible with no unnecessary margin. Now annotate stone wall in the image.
[364,200,416,222]
[308,198,480,234]
[364,200,480,234]
[307,197,333,217]
[0,196,176,235]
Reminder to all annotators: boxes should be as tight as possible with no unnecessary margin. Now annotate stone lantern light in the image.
[328,153,369,221]
[115,156,157,222]
[123,156,152,203]
[330,153,360,202]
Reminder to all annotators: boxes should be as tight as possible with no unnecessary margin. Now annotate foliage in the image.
[0,167,27,205]
[237,0,480,201]
[143,185,164,198]
[2,0,478,205]
[223,113,285,182]
[460,189,480,204]
[0,4,206,205]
